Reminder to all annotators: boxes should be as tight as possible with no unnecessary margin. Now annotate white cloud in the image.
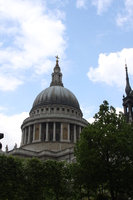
[0,74,23,91]
[41,79,49,89]
[0,112,29,151]
[92,0,113,14]
[34,60,54,75]
[116,107,123,114]
[0,106,7,111]
[76,0,87,8]
[87,48,133,88]
[87,117,95,123]
[116,0,133,27]
[0,0,67,91]
[81,105,95,123]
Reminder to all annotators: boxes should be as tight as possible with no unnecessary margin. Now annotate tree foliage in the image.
[0,155,72,200]
[24,157,44,200]
[1,101,133,200]
[0,154,25,200]
[75,100,133,200]
[40,160,71,200]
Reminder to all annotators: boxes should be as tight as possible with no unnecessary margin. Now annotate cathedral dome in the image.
[32,85,80,110]
[18,56,88,162]
[31,56,81,112]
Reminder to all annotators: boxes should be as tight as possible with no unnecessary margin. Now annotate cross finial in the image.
[125,59,127,67]
[55,55,59,62]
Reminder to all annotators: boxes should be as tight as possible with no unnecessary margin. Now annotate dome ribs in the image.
[32,86,80,110]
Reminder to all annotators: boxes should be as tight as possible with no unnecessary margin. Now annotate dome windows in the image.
[30,105,82,119]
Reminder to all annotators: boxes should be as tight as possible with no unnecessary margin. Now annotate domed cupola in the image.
[30,56,81,113]
[19,56,88,162]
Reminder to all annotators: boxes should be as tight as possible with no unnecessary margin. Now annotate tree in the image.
[75,100,133,200]
[43,160,71,200]
[69,162,92,200]
[0,154,25,200]
[0,155,72,200]
[24,157,45,200]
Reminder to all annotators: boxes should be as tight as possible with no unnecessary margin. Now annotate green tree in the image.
[69,162,91,200]
[0,155,72,200]
[0,154,25,200]
[75,100,133,200]
[24,157,45,200]
[43,160,71,200]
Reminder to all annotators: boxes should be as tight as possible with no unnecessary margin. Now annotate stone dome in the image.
[18,56,88,162]
[32,85,80,110]
[31,57,81,112]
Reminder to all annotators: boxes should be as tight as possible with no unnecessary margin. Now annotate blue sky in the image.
[0,0,133,150]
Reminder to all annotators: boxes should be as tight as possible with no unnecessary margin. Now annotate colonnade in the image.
[21,122,82,146]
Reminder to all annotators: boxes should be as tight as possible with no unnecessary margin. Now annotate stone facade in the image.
[8,57,88,162]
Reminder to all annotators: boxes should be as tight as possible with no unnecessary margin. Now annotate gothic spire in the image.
[50,56,64,87]
[125,61,131,96]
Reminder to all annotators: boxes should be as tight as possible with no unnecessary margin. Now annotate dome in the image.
[31,56,81,112]
[32,86,80,110]
[19,56,88,162]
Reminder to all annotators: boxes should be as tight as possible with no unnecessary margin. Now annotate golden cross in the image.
[55,55,59,61]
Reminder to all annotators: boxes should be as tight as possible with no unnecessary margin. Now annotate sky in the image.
[0,0,133,151]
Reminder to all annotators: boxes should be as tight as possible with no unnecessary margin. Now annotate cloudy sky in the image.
[0,0,133,150]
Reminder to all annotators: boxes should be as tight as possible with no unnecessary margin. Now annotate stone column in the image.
[33,125,35,142]
[24,128,27,144]
[124,106,127,114]
[46,122,49,141]
[22,129,25,145]
[28,126,31,143]
[68,124,70,142]
[39,123,42,141]
[79,126,81,138]
[60,123,63,141]
[53,122,56,141]
[74,125,76,143]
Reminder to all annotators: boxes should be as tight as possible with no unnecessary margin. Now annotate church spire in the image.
[50,56,64,87]
[123,61,133,123]
[125,61,131,96]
